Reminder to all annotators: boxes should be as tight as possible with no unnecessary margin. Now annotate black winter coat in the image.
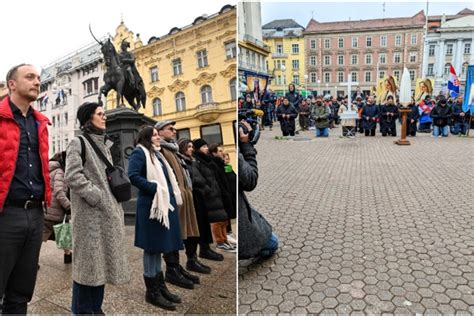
[380,104,399,130]
[361,103,379,130]
[210,156,235,220]
[431,105,452,127]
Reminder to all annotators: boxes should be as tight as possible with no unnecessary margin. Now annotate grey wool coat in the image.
[65,133,130,286]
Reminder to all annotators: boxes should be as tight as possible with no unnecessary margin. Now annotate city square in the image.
[239,124,474,314]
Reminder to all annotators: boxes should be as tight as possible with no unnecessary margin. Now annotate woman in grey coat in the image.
[65,102,130,314]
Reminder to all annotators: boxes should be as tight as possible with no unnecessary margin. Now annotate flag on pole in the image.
[462,65,474,113]
[447,65,460,98]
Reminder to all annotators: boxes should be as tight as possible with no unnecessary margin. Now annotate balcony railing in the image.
[272,53,288,58]
[196,102,219,113]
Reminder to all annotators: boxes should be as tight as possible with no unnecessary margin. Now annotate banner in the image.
[462,65,474,113]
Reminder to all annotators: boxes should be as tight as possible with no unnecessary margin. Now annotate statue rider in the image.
[119,39,140,89]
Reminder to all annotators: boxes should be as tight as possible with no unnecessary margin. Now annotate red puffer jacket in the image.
[0,96,51,211]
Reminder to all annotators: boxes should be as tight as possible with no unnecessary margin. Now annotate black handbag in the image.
[81,133,131,202]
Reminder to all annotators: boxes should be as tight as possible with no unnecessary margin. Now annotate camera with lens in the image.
[238,109,261,145]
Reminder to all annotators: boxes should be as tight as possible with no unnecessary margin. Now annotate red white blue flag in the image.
[447,65,460,97]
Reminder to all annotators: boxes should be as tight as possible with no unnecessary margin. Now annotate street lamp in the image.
[304,74,309,97]
[334,85,338,98]
[317,79,321,96]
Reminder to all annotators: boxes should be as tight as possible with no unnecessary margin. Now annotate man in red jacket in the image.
[0,64,51,314]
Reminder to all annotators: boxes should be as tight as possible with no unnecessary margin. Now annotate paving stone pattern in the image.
[239,124,474,315]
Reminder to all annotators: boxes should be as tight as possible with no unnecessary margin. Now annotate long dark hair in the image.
[135,125,157,165]
[50,151,67,169]
[177,138,192,157]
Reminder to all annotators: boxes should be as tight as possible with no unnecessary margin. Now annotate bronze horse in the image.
[90,26,146,111]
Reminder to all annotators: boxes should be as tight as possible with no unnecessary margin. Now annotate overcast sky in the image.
[0,0,234,81]
[261,1,473,28]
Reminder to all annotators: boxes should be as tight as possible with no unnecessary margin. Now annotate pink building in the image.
[304,11,425,97]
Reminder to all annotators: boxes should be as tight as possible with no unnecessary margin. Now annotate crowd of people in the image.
[238,81,472,139]
[0,64,236,314]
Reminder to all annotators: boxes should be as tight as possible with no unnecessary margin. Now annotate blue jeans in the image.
[433,125,449,137]
[71,281,105,315]
[315,127,329,137]
[258,233,279,258]
[451,122,469,135]
[143,251,162,278]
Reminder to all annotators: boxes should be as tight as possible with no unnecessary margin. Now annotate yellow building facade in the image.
[108,5,237,166]
[262,19,306,95]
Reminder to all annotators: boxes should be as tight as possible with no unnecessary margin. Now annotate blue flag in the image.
[462,65,474,113]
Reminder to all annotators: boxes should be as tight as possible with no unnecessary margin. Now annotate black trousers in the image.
[0,206,43,314]
[364,129,376,136]
[183,237,199,259]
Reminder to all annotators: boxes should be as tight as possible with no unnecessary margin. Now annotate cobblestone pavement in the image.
[239,123,474,315]
[29,225,236,315]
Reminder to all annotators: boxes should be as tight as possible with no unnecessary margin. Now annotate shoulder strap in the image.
[82,133,114,169]
[78,136,86,166]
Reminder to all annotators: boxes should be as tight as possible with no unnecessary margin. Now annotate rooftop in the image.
[262,19,304,30]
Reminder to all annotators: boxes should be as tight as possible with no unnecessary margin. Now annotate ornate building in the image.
[110,5,237,165]
[38,41,105,156]
[262,19,306,95]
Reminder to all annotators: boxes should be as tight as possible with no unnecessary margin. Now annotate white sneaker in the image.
[227,233,237,245]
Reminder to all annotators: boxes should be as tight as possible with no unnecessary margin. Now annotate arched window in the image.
[152,98,162,116]
[175,92,186,112]
[200,85,213,104]
[229,78,236,101]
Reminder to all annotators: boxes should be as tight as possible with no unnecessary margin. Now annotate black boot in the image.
[165,265,195,289]
[187,255,211,274]
[143,275,176,311]
[199,244,224,261]
[178,265,200,284]
[64,253,72,264]
[157,272,182,304]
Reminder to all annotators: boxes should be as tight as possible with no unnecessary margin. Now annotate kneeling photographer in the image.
[238,119,278,261]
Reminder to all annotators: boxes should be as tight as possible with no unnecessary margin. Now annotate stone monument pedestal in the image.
[105,107,156,222]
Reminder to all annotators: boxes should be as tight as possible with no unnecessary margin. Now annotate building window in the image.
[393,70,400,81]
[197,50,208,68]
[395,35,402,46]
[409,52,417,63]
[338,55,344,65]
[464,43,471,54]
[380,35,387,47]
[310,39,316,49]
[150,66,159,82]
[324,39,330,49]
[351,54,358,65]
[229,78,236,100]
[310,72,317,83]
[293,75,300,85]
[429,44,435,56]
[379,71,385,79]
[225,41,236,59]
[379,53,386,64]
[324,72,330,83]
[444,63,451,76]
[83,77,99,96]
[292,60,299,70]
[351,72,358,82]
[200,85,213,103]
[152,98,162,116]
[365,54,372,65]
[411,34,417,45]
[352,37,358,48]
[394,52,401,63]
[176,128,190,141]
[446,44,453,56]
[462,62,469,77]
[409,70,415,81]
[338,38,344,48]
[365,71,372,82]
[427,64,434,76]
[324,55,331,65]
[175,92,186,112]
[310,56,316,66]
[276,44,283,54]
[172,58,182,75]
[200,124,222,145]
[292,44,299,54]
[337,72,344,83]
[366,36,372,47]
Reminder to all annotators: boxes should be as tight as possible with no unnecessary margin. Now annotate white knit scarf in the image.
[137,144,182,229]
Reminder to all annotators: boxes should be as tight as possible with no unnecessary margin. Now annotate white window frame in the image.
[292,44,299,54]
[380,35,387,47]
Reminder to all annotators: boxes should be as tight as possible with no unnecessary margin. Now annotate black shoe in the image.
[64,253,72,264]
[144,275,176,311]
[178,265,200,284]
[157,272,181,304]
[199,247,224,261]
[186,257,211,274]
[165,266,194,289]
